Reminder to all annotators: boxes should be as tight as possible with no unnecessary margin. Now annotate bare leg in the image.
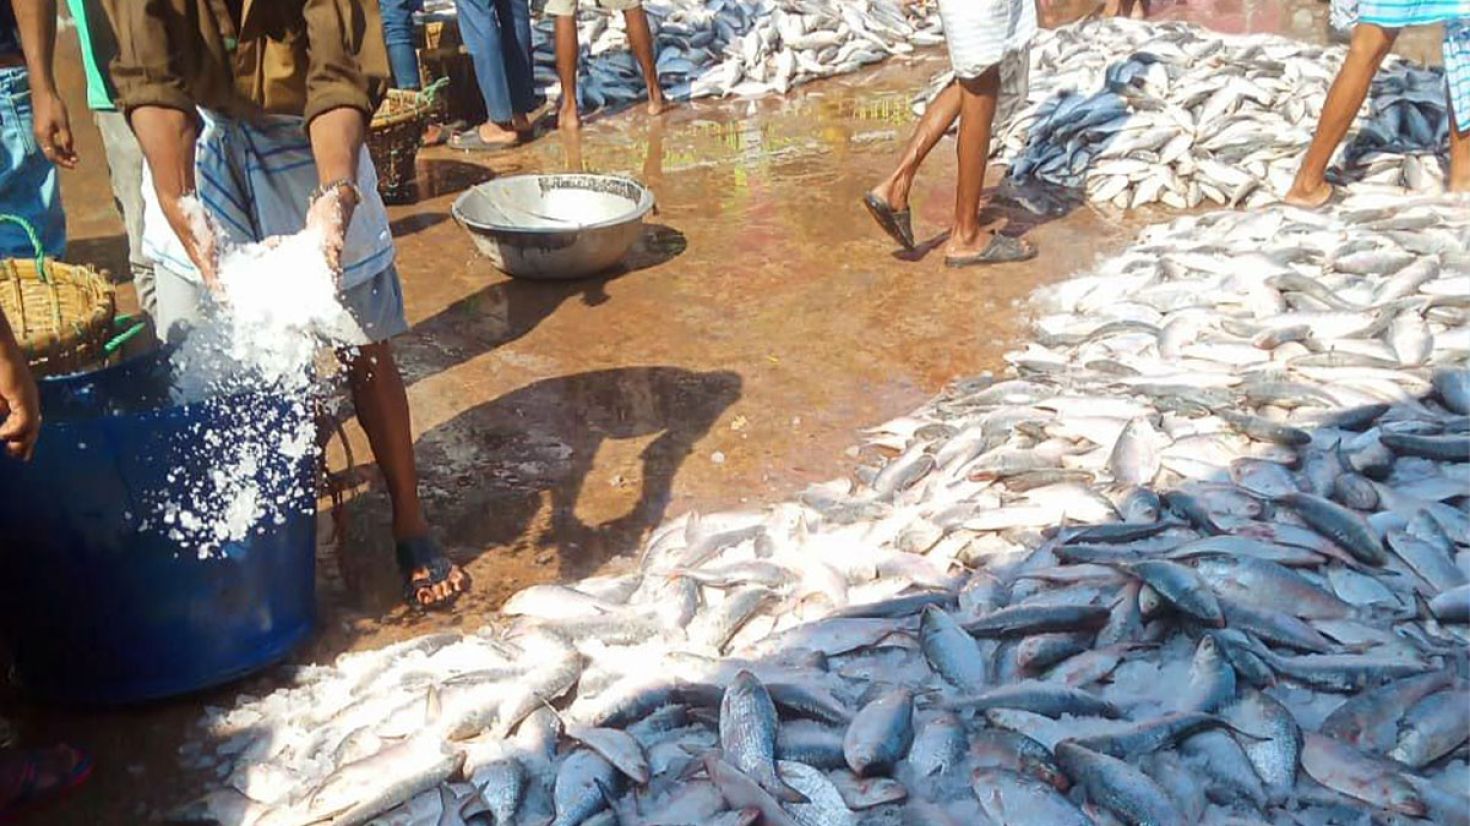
[870,81,962,211]
[1129,0,1148,19]
[947,68,1001,259]
[1450,99,1469,192]
[554,14,582,131]
[345,342,468,605]
[623,7,669,115]
[1285,23,1398,206]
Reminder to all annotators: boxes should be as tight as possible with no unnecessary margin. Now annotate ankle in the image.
[392,512,430,543]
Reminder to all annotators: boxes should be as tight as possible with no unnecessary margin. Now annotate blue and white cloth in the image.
[141,110,396,290]
[1360,0,1468,27]
[1448,20,1470,131]
[0,68,65,258]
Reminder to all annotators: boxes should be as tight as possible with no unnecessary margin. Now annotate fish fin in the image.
[684,510,704,543]
[594,779,625,824]
[771,778,810,804]
[679,749,720,780]
[533,693,568,726]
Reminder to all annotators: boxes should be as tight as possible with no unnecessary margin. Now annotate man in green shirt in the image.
[63,0,155,318]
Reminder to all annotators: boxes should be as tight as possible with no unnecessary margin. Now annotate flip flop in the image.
[0,744,93,823]
[945,234,1037,268]
[862,192,916,251]
[448,128,522,152]
[396,536,471,612]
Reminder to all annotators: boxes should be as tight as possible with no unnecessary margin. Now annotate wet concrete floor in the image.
[18,0,1450,821]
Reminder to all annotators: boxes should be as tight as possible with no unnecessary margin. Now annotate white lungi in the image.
[938,0,1036,126]
[938,0,1037,80]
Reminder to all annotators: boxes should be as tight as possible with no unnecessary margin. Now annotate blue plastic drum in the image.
[0,349,316,704]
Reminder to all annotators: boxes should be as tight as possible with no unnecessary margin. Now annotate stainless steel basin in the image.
[451,173,656,280]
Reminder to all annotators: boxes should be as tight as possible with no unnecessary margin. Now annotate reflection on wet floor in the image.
[28,0,1459,820]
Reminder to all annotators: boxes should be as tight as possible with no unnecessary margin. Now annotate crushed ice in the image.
[148,201,357,558]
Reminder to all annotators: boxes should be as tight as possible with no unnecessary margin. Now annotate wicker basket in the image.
[0,215,117,378]
[369,89,432,205]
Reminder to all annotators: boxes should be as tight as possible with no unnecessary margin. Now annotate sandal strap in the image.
[395,535,442,574]
[406,556,455,591]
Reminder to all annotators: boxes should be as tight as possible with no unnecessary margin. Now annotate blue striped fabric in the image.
[1358,0,1468,27]
[141,110,396,290]
[1448,21,1470,130]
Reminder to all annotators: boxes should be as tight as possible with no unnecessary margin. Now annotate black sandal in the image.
[396,536,469,612]
[448,128,522,152]
[945,234,1037,268]
[862,192,916,251]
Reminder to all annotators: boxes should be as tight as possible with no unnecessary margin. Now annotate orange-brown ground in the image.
[16,0,1446,821]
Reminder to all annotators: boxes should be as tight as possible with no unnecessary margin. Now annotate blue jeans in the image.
[381,0,424,90]
[455,0,537,122]
[0,67,65,258]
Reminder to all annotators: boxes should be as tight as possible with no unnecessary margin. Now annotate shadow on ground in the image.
[335,365,742,617]
[392,223,688,388]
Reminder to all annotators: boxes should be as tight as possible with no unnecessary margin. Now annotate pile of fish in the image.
[916,19,1456,207]
[423,0,940,111]
[519,0,944,110]
[172,192,1470,826]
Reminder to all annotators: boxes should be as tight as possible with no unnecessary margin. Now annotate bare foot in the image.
[420,122,451,147]
[944,227,994,260]
[1282,180,1334,208]
[559,102,582,132]
[869,175,911,213]
[409,562,471,609]
[478,121,520,143]
[448,121,520,150]
[646,95,673,116]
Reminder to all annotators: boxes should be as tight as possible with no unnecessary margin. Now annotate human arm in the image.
[305,107,367,274]
[0,314,40,462]
[14,0,77,168]
[129,105,219,287]
[101,0,220,285]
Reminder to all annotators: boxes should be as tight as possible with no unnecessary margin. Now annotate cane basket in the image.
[0,215,116,377]
[369,89,432,204]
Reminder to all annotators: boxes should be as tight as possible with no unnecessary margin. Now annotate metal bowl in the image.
[451,173,656,280]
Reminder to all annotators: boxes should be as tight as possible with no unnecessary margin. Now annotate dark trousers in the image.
[455,0,538,122]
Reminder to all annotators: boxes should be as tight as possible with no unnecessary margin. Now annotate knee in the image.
[956,66,1001,96]
[1347,24,1397,62]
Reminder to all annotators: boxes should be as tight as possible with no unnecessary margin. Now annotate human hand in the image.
[31,89,76,169]
[305,185,359,283]
[164,195,222,291]
[0,334,40,462]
